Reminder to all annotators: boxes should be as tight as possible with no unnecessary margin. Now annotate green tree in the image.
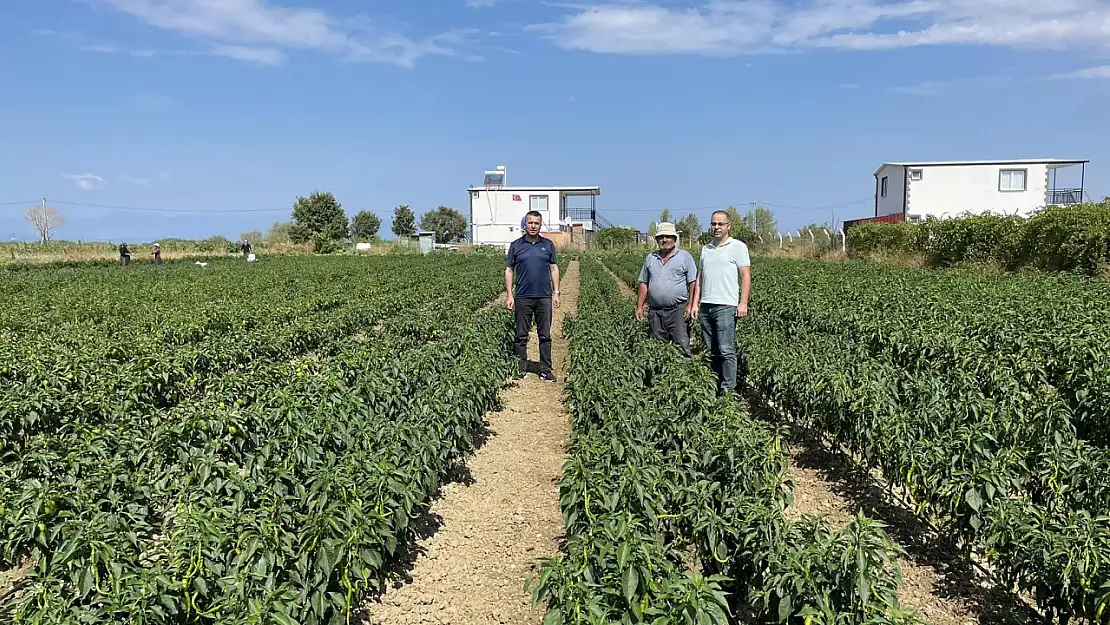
[741,204,778,240]
[392,205,417,238]
[240,230,263,244]
[265,220,294,243]
[659,208,674,223]
[350,210,382,241]
[289,191,349,253]
[596,227,640,248]
[719,206,757,242]
[419,205,468,244]
[675,214,702,246]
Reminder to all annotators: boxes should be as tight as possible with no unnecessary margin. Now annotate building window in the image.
[529,195,549,212]
[999,169,1027,192]
[909,169,923,181]
[880,176,888,197]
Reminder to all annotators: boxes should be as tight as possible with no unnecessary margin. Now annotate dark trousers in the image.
[699,303,739,395]
[514,296,553,375]
[648,304,692,357]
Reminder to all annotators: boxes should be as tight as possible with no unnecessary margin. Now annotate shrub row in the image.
[846,201,1110,274]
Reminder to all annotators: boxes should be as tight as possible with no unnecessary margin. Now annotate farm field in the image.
[597,249,1110,624]
[738,257,1110,624]
[4,247,1106,625]
[533,256,921,625]
[0,254,518,623]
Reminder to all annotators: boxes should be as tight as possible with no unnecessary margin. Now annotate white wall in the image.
[875,165,906,217]
[469,189,562,245]
[906,163,1049,219]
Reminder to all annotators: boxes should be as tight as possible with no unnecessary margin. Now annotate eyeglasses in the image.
[710,222,729,227]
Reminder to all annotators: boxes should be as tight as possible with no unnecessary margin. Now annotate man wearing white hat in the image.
[636,222,698,357]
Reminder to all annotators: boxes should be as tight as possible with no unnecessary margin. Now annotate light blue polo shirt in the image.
[638,248,697,309]
[699,237,751,306]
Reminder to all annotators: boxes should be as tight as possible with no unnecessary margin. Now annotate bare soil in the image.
[785,442,983,625]
[600,263,635,297]
[750,396,1037,625]
[363,261,580,625]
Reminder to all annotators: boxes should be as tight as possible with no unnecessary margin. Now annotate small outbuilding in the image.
[412,231,435,254]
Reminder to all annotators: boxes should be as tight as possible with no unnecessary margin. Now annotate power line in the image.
[598,195,875,213]
[0,199,292,214]
[50,200,291,214]
[760,196,876,210]
[1,194,876,216]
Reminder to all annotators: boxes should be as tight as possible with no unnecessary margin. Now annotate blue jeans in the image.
[699,304,738,394]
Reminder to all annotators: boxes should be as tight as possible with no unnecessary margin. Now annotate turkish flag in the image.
[512,194,521,201]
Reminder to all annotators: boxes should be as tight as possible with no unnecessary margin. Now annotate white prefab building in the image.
[468,166,600,247]
[873,159,1088,221]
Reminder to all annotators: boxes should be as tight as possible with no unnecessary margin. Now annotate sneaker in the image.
[538,371,557,382]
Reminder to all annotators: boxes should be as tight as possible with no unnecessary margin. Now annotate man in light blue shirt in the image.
[692,210,751,396]
[635,222,698,357]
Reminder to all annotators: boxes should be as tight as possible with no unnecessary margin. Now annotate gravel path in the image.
[364,260,580,625]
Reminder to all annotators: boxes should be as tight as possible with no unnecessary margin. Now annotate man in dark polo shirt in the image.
[505,210,561,381]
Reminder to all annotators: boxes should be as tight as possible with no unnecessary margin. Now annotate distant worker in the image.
[241,239,252,258]
[635,222,697,357]
[505,210,560,382]
[691,210,751,396]
[151,243,162,265]
[119,242,131,267]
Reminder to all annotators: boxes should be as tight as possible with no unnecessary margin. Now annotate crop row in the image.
[532,256,918,625]
[0,255,516,624]
[746,258,1110,448]
[0,255,507,449]
[741,258,1110,623]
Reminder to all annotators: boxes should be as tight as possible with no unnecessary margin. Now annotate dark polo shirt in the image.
[506,235,557,298]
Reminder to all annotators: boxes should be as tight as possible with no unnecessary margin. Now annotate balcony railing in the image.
[561,207,595,222]
[1048,189,1084,205]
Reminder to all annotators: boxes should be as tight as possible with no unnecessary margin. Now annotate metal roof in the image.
[875,159,1087,176]
[469,186,600,195]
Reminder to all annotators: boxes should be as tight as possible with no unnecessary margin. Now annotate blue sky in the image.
[1,0,1109,242]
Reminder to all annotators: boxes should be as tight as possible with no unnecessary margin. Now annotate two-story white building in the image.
[468,166,601,248]
[873,159,1088,221]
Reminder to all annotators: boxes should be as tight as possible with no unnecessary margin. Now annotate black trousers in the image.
[649,304,692,357]
[514,296,553,375]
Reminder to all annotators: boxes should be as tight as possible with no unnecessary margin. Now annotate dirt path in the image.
[600,263,635,298]
[364,261,580,625]
[788,437,1038,625]
[784,440,984,625]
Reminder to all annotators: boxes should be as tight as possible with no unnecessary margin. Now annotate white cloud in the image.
[1049,65,1110,80]
[886,74,1013,95]
[531,0,1110,56]
[209,44,285,65]
[64,174,107,190]
[96,0,480,67]
[118,174,150,186]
